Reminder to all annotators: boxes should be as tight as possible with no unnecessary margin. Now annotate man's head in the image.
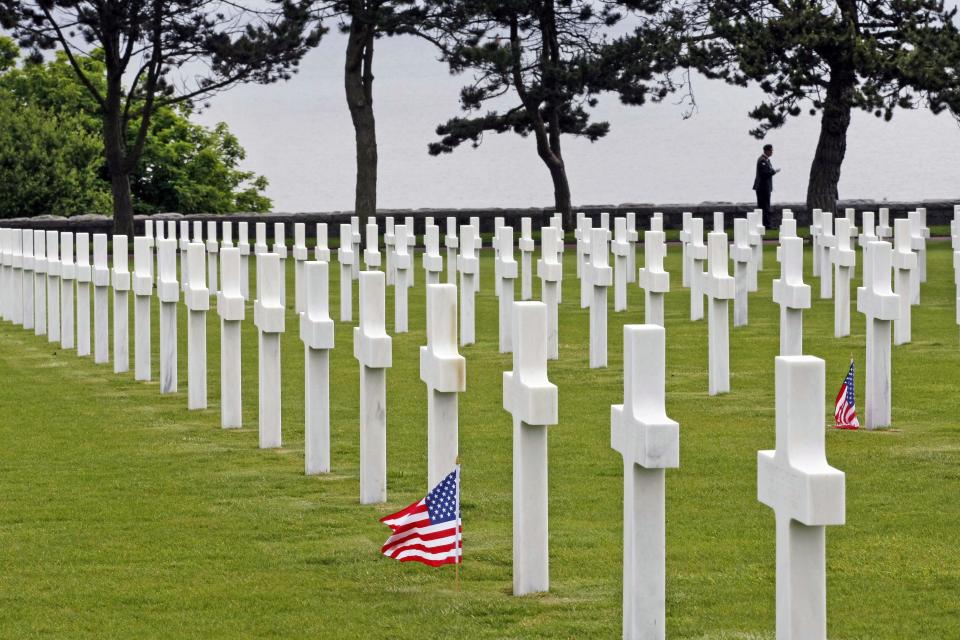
[763,144,774,157]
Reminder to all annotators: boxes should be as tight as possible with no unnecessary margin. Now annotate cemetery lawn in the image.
[1,241,959,639]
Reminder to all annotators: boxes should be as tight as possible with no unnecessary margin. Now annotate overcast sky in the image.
[194,15,960,213]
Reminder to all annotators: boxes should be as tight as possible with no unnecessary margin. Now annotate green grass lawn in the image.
[1,242,958,639]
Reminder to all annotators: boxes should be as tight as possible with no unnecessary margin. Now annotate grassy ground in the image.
[1,242,958,639]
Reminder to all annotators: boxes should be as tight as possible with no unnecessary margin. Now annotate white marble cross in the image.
[364,221,382,272]
[59,232,75,350]
[810,209,823,278]
[746,211,762,292]
[315,223,330,263]
[519,218,535,300]
[404,216,416,287]
[470,216,483,292]
[8,231,22,326]
[111,234,132,372]
[179,220,191,293]
[206,221,219,296]
[92,234,110,363]
[832,218,855,338]
[579,215,593,309]
[752,209,766,273]
[300,260,335,474]
[713,210,724,232]
[423,223,443,285]
[679,211,692,288]
[908,211,925,305]
[221,221,233,250]
[157,237,179,394]
[758,355,845,640]
[273,223,288,307]
[493,216,506,297]
[892,219,917,346]
[537,226,563,360]
[75,233,91,355]
[46,231,62,344]
[611,324,679,640]
[688,217,708,321]
[575,212,585,281]
[626,211,638,285]
[394,223,411,333]
[876,207,892,241]
[444,217,458,285]
[420,283,466,489]
[612,217,630,312]
[587,227,612,368]
[503,301,558,596]
[550,214,564,303]
[731,218,752,327]
[185,242,209,409]
[255,252,285,448]
[772,236,810,356]
[350,216,362,280]
[354,270,392,504]
[33,230,47,337]
[254,222,268,299]
[20,230,34,332]
[237,221,251,300]
[133,236,153,381]
[338,222,356,323]
[818,212,836,299]
[218,247,245,429]
[293,222,309,313]
[384,217,396,285]
[843,208,858,242]
[858,211,877,250]
[916,207,930,283]
[638,225,669,328]
[857,240,899,429]
[705,231,734,395]
[497,226,519,353]
[458,224,479,346]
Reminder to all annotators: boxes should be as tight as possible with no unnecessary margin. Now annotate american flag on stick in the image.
[834,360,860,429]
[380,467,462,567]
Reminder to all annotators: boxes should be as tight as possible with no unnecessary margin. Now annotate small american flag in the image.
[834,361,860,429]
[380,467,461,567]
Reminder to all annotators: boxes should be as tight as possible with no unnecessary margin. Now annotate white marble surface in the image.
[819,213,836,300]
[612,325,679,640]
[218,247,246,429]
[857,241,899,429]
[133,237,152,381]
[21,230,35,331]
[339,223,355,323]
[33,230,47,337]
[185,243,209,409]
[445,216,458,285]
[46,231,61,343]
[423,224,443,286]
[772,237,810,357]
[587,228,612,368]
[59,232,75,350]
[758,356,845,640]
[731,218,752,327]
[497,227,518,353]
[537,226,563,359]
[626,212,638,285]
[301,260,334,473]
[354,271,392,504]
[705,232,734,396]
[93,234,110,363]
[75,233,91,356]
[832,219,855,338]
[688,218,707,321]
[503,302,557,596]
[157,238,179,394]
[421,284,465,490]
[612,218,629,312]
[393,223,410,333]
[519,218,534,301]
[458,225,479,346]
[638,228,670,328]
[255,253,285,448]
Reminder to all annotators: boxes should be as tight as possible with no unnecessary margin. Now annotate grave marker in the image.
[338,223,356,323]
[705,231,734,395]
[46,231,61,343]
[611,324,679,640]
[908,211,924,305]
[638,224,669,328]
[494,216,505,297]
[445,217,459,285]
[520,218,534,300]
[59,233,75,349]
[179,220,190,292]
[206,221,219,295]
[731,218,752,327]
[404,216,416,287]
[679,212,693,288]
[133,236,153,381]
[497,226,519,353]
[354,270,392,504]
[75,233,91,355]
[503,301,557,596]
[758,355,845,640]
[237,221,251,300]
[157,238,179,393]
[394,223,411,333]
[33,230,47,336]
[21,230,34,331]
[587,228,612,368]
[254,222,268,300]
[458,224,479,346]
[810,209,823,278]
[857,241,899,429]
[832,218,855,338]
[772,236,810,356]
[819,212,836,299]
[423,224,443,285]
[315,223,330,263]
[384,217,396,285]
[579,215,593,309]
[612,218,630,312]
[876,208,892,241]
[537,226,563,359]
[746,211,762,292]
[351,216,362,280]
[688,217,708,321]
[364,222,381,272]
[255,252,285,448]
[273,223,287,307]
[185,242,209,409]
[93,234,110,363]
[892,219,917,346]
[294,223,309,312]
[626,211,638,284]
[300,260,334,473]
[218,247,245,428]
[420,284,466,489]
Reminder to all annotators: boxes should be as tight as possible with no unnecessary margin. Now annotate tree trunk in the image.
[103,79,135,237]
[548,161,573,229]
[805,77,853,214]
[345,4,378,234]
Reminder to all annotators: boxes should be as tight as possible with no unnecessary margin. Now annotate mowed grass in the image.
[1,240,958,639]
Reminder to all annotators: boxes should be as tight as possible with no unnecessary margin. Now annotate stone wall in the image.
[1,199,956,239]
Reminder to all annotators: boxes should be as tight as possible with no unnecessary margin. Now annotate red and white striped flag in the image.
[834,361,860,429]
[380,467,461,567]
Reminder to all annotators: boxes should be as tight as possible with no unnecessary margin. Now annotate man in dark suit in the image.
[753,144,780,227]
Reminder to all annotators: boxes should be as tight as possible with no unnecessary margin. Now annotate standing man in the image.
[753,144,780,227]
